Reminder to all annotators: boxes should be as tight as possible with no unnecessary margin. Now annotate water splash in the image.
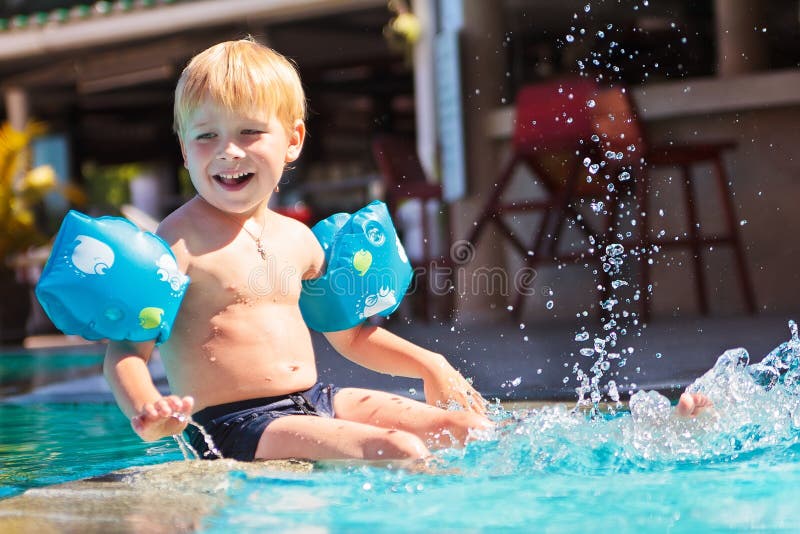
[479,322,800,471]
[171,414,224,460]
[626,322,800,462]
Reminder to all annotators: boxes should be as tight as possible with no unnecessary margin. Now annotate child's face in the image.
[180,99,304,214]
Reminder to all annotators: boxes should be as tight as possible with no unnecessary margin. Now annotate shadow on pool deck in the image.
[1,312,795,404]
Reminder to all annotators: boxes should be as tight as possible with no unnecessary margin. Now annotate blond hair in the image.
[173,38,306,137]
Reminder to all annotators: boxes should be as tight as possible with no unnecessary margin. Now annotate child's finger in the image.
[143,402,159,419]
[463,386,488,411]
[155,399,172,417]
[181,396,195,414]
[165,395,183,413]
[468,396,488,416]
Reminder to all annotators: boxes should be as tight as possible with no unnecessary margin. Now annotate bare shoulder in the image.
[273,212,324,279]
[155,199,205,269]
[276,213,315,242]
[157,200,199,244]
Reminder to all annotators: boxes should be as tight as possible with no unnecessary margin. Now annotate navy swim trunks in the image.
[185,382,339,461]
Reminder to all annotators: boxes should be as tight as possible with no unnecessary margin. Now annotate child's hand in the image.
[131,395,194,442]
[422,356,488,416]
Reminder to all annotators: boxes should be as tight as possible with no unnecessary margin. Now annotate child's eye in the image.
[241,129,264,135]
[195,132,216,140]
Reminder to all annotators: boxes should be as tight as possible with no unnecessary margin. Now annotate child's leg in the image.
[332,387,492,448]
[254,415,430,461]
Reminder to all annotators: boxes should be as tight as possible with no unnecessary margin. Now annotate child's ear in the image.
[285,120,306,163]
[178,137,188,169]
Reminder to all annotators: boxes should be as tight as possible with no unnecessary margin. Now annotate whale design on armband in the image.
[36,210,190,343]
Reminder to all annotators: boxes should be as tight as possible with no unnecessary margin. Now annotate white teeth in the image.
[217,171,251,179]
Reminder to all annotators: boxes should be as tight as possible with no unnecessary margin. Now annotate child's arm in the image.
[324,325,488,415]
[103,340,193,441]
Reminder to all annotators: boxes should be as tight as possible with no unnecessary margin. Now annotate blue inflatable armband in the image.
[300,201,412,332]
[35,210,190,344]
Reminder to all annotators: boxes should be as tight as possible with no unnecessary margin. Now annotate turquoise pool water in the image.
[0,351,104,397]
[0,403,180,499]
[2,327,800,530]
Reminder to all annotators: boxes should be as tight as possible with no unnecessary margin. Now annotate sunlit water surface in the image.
[2,325,800,531]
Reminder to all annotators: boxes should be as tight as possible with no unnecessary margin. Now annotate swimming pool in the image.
[2,325,800,531]
[0,402,180,500]
[0,350,104,397]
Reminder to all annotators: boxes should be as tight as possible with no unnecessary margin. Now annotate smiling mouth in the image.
[213,172,254,186]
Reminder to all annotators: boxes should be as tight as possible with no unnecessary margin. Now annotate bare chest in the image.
[187,236,305,308]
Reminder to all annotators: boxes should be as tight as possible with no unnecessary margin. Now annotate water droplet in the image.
[586,99,596,108]
[605,243,625,257]
[546,300,554,309]
[575,332,590,341]
[601,298,618,311]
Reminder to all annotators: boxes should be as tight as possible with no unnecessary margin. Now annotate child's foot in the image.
[675,392,712,418]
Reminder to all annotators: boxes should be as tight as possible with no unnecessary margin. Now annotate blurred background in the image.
[0,0,798,400]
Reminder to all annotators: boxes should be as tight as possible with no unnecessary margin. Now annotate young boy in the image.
[104,38,709,462]
[103,38,491,462]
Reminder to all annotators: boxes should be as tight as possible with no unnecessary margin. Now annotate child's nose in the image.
[217,141,245,160]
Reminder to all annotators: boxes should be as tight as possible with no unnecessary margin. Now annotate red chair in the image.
[467,77,622,317]
[274,204,313,225]
[594,87,756,320]
[371,134,453,320]
[468,77,756,320]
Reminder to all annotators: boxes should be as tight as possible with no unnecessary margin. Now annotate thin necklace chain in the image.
[224,210,268,260]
